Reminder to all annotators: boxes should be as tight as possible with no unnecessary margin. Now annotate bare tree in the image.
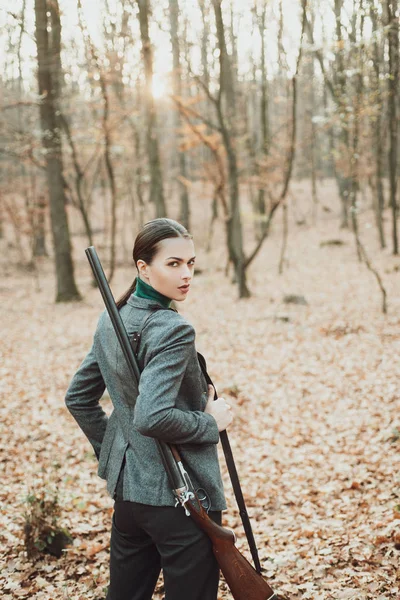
[386,0,399,254]
[169,0,190,230]
[369,0,386,248]
[34,0,81,302]
[136,0,166,218]
[212,0,248,296]
[304,7,319,223]
[253,0,270,237]
[333,0,352,228]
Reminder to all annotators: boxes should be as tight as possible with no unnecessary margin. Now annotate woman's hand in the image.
[204,384,233,432]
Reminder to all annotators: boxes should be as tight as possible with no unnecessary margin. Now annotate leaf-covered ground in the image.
[1,185,399,599]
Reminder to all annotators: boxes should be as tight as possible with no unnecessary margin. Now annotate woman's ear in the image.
[136,259,149,280]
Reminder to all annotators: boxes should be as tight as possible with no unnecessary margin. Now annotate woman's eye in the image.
[168,261,195,267]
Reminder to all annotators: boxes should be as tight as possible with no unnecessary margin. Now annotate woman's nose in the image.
[181,265,191,279]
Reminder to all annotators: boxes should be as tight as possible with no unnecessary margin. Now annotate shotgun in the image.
[85,246,277,600]
[167,443,277,600]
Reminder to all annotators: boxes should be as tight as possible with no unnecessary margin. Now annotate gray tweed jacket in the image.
[64,294,227,511]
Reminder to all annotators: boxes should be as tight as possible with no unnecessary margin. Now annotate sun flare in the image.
[151,74,167,99]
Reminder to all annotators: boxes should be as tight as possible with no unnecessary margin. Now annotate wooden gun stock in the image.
[186,502,276,600]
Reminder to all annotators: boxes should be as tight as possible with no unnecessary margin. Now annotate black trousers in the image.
[106,500,221,600]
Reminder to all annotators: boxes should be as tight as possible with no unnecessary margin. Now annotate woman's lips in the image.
[178,285,190,292]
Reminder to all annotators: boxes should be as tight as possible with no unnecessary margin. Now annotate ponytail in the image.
[116,278,137,310]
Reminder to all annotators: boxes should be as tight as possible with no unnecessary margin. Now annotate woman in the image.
[65,218,233,600]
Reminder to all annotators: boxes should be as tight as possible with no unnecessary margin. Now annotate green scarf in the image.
[133,276,172,309]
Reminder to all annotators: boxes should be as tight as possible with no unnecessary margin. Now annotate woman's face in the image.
[137,237,196,301]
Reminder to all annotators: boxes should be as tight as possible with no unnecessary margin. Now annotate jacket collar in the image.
[126,294,169,311]
[134,277,172,308]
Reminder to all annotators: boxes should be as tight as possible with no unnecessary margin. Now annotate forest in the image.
[0,0,399,599]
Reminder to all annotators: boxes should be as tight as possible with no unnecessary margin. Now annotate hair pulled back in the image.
[116,218,192,309]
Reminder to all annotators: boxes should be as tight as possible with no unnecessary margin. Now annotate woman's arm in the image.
[65,343,108,459]
[133,319,220,445]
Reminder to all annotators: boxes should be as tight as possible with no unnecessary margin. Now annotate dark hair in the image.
[116,218,193,309]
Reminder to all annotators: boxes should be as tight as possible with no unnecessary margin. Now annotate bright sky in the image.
[0,0,337,97]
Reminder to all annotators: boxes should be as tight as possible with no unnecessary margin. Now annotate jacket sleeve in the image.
[133,319,220,445]
[64,342,108,459]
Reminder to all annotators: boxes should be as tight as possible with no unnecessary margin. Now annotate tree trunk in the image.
[334,0,352,228]
[0,193,4,240]
[212,0,248,297]
[34,0,80,302]
[198,0,210,90]
[213,0,236,121]
[133,86,146,228]
[349,3,364,262]
[305,8,319,223]
[137,0,166,218]
[386,0,399,254]
[169,0,190,230]
[60,114,93,248]
[370,0,386,248]
[32,195,48,257]
[101,74,118,283]
[198,0,213,167]
[256,1,269,238]
[229,2,238,95]
[278,202,288,274]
